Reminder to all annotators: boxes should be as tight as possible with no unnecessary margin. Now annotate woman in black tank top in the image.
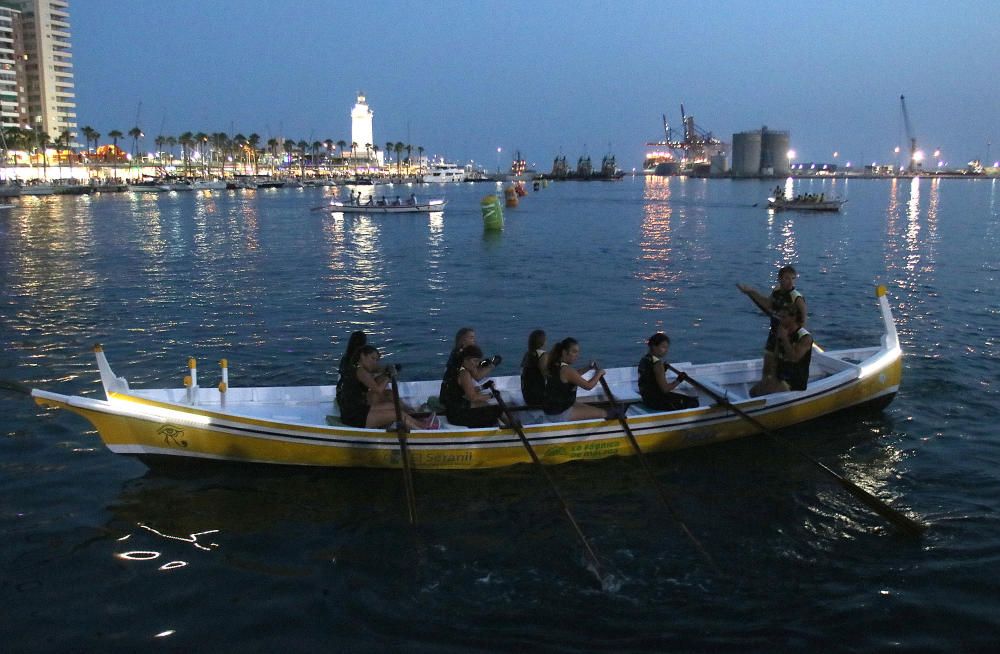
[543,337,610,422]
[520,329,547,408]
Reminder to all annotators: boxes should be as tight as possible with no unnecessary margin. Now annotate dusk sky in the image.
[73,1,999,170]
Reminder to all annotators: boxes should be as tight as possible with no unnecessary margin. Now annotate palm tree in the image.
[229,134,245,174]
[311,140,322,175]
[283,139,295,175]
[128,126,143,163]
[248,133,261,175]
[59,128,74,179]
[166,136,177,165]
[266,138,278,174]
[212,132,228,176]
[417,146,424,175]
[296,140,308,177]
[385,141,394,168]
[337,139,347,160]
[81,126,96,155]
[194,132,208,176]
[323,139,334,173]
[154,135,165,166]
[394,142,405,176]
[178,131,194,176]
[108,130,123,179]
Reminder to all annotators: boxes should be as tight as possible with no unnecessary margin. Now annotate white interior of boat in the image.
[104,346,881,431]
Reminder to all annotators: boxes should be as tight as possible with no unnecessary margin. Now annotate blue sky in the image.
[72,0,999,169]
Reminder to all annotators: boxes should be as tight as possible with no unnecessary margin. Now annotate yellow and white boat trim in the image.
[31,287,902,470]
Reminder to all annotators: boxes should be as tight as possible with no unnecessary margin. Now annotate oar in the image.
[598,376,720,573]
[389,372,418,525]
[665,363,926,537]
[484,381,606,581]
[0,379,31,396]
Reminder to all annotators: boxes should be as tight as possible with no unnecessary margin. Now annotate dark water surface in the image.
[2,177,998,651]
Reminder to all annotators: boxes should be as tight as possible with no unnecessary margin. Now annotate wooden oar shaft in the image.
[485,382,604,579]
[389,376,418,525]
[598,377,719,572]
[665,364,925,537]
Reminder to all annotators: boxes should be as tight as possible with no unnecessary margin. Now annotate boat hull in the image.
[31,287,901,471]
[32,349,900,470]
[328,201,446,214]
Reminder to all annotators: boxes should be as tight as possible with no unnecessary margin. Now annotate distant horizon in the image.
[70,1,999,170]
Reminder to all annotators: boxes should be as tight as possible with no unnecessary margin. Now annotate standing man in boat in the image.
[737,265,807,383]
[749,309,813,396]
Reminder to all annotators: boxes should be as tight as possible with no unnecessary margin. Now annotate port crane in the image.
[659,104,725,163]
[900,94,918,173]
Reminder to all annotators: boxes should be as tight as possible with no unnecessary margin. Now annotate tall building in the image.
[0,2,28,131]
[350,92,382,164]
[10,0,76,141]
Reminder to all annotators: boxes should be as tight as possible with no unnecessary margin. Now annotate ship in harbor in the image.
[544,153,623,181]
[643,104,728,176]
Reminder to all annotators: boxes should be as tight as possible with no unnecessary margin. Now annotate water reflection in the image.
[638,177,679,315]
[345,216,387,315]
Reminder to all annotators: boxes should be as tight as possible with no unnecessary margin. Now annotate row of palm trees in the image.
[74,126,427,178]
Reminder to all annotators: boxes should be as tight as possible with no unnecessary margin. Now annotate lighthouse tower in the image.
[350,92,382,165]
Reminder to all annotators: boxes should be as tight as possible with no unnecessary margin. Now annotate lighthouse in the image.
[350,92,382,165]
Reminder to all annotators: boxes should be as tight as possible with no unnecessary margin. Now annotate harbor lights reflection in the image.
[639,176,678,315]
[426,211,446,296]
[345,216,388,315]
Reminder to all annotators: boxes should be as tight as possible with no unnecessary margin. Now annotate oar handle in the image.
[389,375,418,525]
[665,364,926,537]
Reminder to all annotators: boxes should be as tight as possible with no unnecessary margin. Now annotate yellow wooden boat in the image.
[31,287,902,470]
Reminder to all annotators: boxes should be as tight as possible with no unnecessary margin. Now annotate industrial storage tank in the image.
[731,131,762,177]
[710,153,729,176]
[761,128,791,177]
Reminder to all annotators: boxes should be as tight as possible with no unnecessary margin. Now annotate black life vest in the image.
[520,349,546,407]
[637,352,664,405]
[336,365,368,414]
[543,363,577,414]
[777,328,812,391]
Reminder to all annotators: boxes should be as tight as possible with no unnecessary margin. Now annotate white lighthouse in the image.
[350,92,382,165]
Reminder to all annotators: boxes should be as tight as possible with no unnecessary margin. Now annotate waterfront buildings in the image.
[0,0,76,140]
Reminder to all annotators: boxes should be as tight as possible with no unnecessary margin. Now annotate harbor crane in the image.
[900,94,919,173]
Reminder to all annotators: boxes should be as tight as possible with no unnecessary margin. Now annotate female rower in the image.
[441,345,502,427]
[336,330,367,395]
[750,309,813,397]
[543,337,610,422]
[519,329,547,408]
[638,333,698,411]
[337,345,431,429]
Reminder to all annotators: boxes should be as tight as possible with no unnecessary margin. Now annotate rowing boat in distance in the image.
[328,198,446,213]
[768,196,845,212]
[31,287,900,470]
